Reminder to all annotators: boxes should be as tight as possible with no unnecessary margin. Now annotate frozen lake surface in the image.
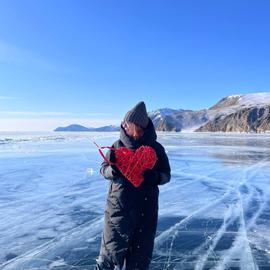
[0,132,270,270]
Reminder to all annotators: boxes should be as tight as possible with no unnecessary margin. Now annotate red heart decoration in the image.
[114,146,157,187]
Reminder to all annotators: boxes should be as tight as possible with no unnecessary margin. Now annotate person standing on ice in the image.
[95,101,171,270]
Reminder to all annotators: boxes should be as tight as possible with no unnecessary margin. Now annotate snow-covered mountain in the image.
[197,106,270,132]
[148,92,270,133]
[149,108,208,132]
[54,93,270,133]
[206,92,270,119]
[197,92,270,132]
[149,108,181,131]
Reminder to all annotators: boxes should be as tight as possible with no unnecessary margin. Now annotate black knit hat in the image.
[124,101,149,128]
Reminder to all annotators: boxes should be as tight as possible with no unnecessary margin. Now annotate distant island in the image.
[54,124,120,132]
[54,92,270,133]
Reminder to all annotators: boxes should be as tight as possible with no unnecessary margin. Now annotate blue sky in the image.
[0,0,270,131]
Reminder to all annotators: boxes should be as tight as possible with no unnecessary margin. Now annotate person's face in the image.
[122,121,136,136]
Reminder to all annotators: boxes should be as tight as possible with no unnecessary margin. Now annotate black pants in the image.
[94,213,158,270]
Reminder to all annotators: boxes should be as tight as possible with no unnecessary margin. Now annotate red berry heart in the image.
[114,146,157,187]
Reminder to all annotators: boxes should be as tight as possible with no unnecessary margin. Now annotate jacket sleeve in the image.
[100,143,117,180]
[156,144,171,185]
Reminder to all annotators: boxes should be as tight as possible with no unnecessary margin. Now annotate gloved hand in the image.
[143,169,160,186]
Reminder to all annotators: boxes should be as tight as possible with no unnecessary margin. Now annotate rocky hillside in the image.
[196,93,270,132]
[149,108,208,132]
[197,106,270,132]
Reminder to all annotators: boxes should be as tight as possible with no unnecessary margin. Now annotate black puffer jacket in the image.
[95,119,171,270]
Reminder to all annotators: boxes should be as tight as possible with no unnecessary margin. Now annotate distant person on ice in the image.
[95,101,171,270]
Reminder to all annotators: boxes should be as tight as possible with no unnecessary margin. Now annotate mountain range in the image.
[54,92,270,133]
[54,124,120,132]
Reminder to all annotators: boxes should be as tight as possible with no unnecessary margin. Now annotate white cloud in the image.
[0,118,121,132]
